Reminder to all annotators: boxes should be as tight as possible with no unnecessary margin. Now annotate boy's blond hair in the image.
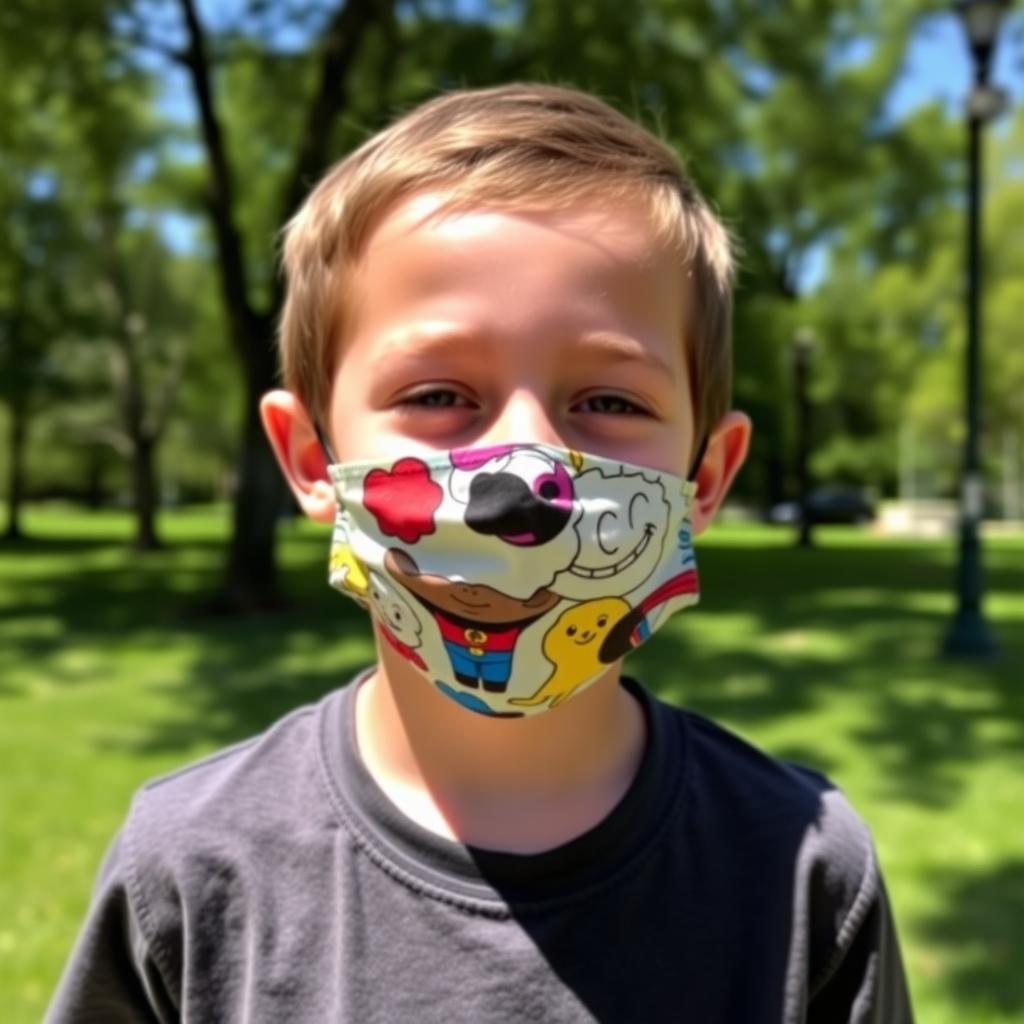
[278,82,736,452]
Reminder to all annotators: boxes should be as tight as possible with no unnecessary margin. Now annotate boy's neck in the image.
[352,650,647,854]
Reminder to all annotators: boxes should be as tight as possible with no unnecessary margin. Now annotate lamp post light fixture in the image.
[941,0,1008,659]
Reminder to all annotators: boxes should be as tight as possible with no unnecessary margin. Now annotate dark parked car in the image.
[767,486,876,526]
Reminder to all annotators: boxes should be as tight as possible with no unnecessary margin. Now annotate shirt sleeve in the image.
[44,825,179,1024]
[807,857,915,1024]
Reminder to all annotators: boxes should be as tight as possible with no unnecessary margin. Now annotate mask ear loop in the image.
[315,424,339,466]
[686,432,708,482]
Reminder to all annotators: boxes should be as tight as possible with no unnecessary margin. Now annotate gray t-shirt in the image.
[46,672,913,1023]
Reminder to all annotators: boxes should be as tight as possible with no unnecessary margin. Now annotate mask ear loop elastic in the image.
[315,425,339,466]
[317,425,709,480]
[686,433,708,482]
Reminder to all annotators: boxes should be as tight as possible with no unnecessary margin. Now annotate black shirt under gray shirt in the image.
[46,672,914,1023]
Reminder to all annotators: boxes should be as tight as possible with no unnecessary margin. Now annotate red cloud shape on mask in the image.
[363,458,443,544]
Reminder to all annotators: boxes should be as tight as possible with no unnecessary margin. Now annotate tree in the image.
[2,0,199,545]
[55,222,194,549]
[0,11,103,540]
[804,101,1023,508]
[111,0,398,607]
[0,194,78,540]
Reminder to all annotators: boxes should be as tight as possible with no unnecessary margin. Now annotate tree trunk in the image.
[4,396,27,541]
[132,434,161,551]
[174,0,386,613]
[221,372,287,611]
[85,447,107,509]
[766,451,787,508]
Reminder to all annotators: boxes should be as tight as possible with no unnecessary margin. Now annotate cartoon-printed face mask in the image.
[326,443,701,719]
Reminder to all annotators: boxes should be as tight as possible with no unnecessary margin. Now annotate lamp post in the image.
[942,0,1008,659]
[794,328,816,549]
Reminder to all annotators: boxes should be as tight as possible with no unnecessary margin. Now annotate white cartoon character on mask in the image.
[551,467,676,601]
[367,570,427,671]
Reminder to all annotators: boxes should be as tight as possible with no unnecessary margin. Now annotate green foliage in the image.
[805,103,1024,502]
[1,0,1022,522]
[0,0,232,516]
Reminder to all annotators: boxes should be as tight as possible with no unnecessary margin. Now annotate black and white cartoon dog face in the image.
[448,444,577,546]
[436,444,581,597]
[552,467,675,601]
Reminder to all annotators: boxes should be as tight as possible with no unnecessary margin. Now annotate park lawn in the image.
[1,503,1022,1023]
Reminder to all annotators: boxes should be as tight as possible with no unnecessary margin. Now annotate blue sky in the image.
[887,8,1023,119]
[802,8,1022,290]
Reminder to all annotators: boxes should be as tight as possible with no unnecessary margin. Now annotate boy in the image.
[47,83,914,1022]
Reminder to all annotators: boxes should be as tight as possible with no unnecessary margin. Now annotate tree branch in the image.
[117,22,190,67]
[77,423,134,459]
[176,0,258,355]
[267,0,392,319]
[147,339,188,441]
[277,0,392,234]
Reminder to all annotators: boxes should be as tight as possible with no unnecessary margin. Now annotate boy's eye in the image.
[573,393,647,416]
[398,388,474,409]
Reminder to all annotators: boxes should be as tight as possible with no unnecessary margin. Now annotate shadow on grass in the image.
[626,541,1024,810]
[918,858,1024,1016]
[0,532,230,556]
[2,528,1022,811]
[97,589,377,753]
[0,536,127,554]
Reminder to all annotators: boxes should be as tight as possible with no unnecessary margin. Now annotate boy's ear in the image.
[260,389,336,524]
[690,410,752,537]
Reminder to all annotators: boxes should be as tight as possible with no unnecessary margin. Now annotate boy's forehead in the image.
[335,187,694,390]
[362,189,673,266]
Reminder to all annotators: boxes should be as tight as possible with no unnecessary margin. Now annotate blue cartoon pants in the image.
[443,642,512,688]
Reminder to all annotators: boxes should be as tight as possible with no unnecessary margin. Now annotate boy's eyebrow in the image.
[574,331,675,379]
[374,325,674,379]
[371,325,490,363]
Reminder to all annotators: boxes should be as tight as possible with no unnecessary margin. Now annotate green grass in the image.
[2,504,1023,1022]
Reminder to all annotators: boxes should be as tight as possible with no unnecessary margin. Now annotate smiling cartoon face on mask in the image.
[552,467,676,601]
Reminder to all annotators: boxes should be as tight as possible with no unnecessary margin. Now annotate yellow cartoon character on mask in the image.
[509,597,629,709]
[329,532,370,600]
